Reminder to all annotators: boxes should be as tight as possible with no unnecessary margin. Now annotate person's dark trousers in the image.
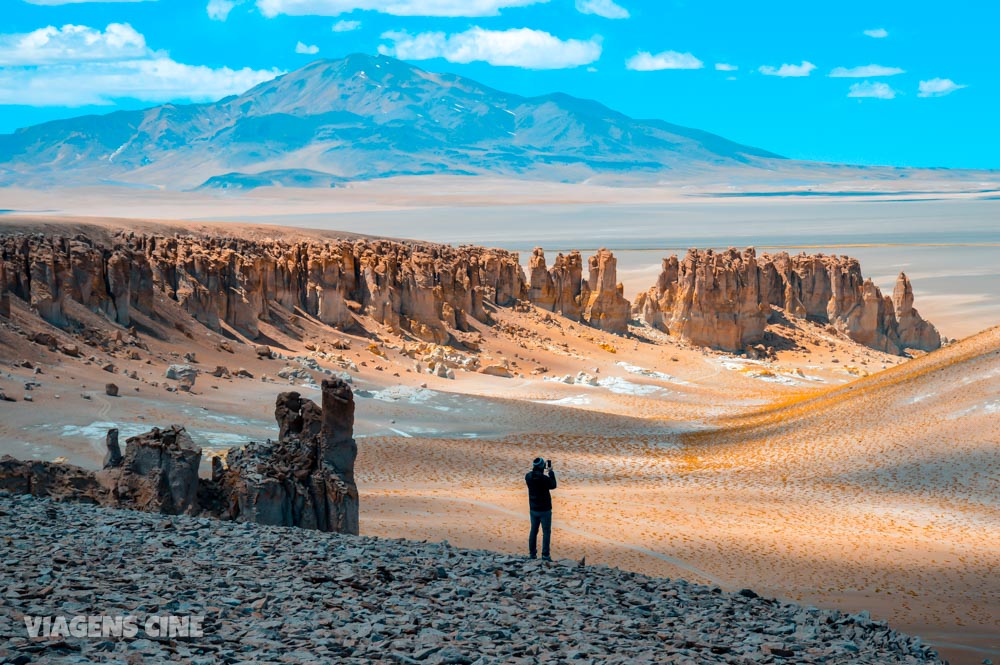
[529,509,552,558]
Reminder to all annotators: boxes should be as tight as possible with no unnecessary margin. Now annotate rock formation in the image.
[0,254,9,318]
[580,249,631,333]
[635,248,768,350]
[527,248,556,310]
[0,229,940,356]
[220,379,359,533]
[528,248,629,333]
[893,272,942,351]
[108,425,202,515]
[635,248,941,354]
[0,232,526,347]
[0,380,361,534]
[0,425,201,515]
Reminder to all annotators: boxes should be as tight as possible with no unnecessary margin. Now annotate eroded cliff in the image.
[0,232,526,347]
[633,248,941,354]
[0,231,940,356]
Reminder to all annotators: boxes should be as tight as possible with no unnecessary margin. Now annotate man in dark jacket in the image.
[526,457,557,561]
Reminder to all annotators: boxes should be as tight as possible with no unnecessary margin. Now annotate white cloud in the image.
[830,64,904,78]
[295,41,319,54]
[759,61,815,77]
[257,0,546,17]
[848,81,895,99]
[378,27,601,69]
[207,0,246,20]
[23,0,157,4]
[0,23,148,65]
[714,63,737,71]
[863,28,888,38]
[332,19,361,31]
[918,77,966,98]
[575,0,628,19]
[626,50,702,71]
[0,23,280,105]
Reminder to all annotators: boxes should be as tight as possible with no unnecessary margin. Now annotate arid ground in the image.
[0,197,997,663]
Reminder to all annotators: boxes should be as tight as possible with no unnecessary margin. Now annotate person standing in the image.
[526,457,557,561]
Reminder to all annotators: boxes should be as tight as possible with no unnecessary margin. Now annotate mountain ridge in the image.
[0,53,785,190]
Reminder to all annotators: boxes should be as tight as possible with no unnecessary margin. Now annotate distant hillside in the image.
[0,53,783,190]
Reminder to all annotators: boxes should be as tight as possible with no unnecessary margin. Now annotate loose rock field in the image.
[0,493,943,664]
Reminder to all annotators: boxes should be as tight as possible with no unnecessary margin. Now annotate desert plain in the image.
[0,182,998,663]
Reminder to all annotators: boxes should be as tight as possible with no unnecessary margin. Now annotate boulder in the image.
[105,383,119,397]
[166,364,198,390]
[32,331,57,347]
[479,364,512,378]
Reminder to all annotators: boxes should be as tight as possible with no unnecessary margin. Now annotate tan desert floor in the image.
[0,217,997,663]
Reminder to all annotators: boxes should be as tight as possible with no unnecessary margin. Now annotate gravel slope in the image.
[0,493,944,664]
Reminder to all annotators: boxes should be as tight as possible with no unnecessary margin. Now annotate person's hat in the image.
[532,457,546,469]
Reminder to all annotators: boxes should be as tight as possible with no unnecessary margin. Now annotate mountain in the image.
[0,53,784,190]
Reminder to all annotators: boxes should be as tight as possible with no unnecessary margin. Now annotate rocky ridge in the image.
[0,232,525,347]
[0,492,945,664]
[1,230,939,357]
[0,378,360,534]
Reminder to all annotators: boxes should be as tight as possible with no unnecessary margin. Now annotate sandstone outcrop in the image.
[0,232,526,347]
[634,248,941,354]
[0,381,361,534]
[527,248,629,333]
[219,379,359,533]
[634,248,769,350]
[893,272,942,351]
[581,248,630,333]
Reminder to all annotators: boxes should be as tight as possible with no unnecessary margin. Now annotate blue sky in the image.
[1,0,996,169]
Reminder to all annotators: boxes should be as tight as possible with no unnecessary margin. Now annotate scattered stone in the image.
[479,364,512,378]
[166,364,198,390]
[0,491,947,665]
[31,332,57,347]
[105,383,119,397]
